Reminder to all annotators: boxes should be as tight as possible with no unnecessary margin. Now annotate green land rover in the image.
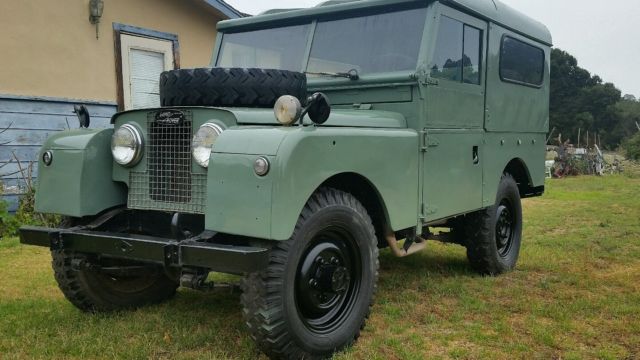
[20,0,551,358]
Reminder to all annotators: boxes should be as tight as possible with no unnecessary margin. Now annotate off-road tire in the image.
[240,188,379,359]
[464,174,523,275]
[159,67,307,108]
[52,218,179,312]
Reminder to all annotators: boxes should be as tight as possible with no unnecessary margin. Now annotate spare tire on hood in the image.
[159,67,307,108]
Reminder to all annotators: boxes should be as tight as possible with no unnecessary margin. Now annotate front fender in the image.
[204,126,419,241]
[270,127,419,240]
[35,129,126,217]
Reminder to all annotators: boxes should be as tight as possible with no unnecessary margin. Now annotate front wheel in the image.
[241,188,379,359]
[52,218,179,312]
[465,174,523,275]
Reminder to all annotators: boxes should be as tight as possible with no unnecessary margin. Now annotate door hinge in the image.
[421,131,440,152]
[420,76,439,86]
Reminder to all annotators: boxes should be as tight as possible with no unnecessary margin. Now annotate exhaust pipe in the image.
[385,231,427,257]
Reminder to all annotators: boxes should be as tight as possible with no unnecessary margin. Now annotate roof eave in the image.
[202,0,244,19]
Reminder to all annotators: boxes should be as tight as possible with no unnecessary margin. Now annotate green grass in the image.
[2,175,639,359]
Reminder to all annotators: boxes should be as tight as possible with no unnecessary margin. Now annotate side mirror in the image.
[305,93,331,125]
[74,105,91,128]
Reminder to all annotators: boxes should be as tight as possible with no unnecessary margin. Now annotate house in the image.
[0,0,242,211]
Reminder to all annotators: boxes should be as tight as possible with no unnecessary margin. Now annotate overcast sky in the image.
[226,0,640,97]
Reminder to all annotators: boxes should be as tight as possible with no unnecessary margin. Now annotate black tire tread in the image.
[240,188,379,359]
[52,250,178,312]
[51,219,179,312]
[465,173,521,275]
[464,206,497,274]
[159,68,307,108]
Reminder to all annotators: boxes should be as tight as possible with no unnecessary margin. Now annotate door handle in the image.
[473,146,479,165]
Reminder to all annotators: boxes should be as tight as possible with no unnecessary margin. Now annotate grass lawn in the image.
[1,175,639,359]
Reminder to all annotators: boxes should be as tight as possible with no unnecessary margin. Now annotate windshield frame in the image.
[212,3,429,81]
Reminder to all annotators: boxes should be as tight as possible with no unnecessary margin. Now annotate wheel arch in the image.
[503,158,540,198]
[319,172,392,248]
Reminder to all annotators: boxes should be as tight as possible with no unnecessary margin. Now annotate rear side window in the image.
[430,16,482,85]
[500,36,545,86]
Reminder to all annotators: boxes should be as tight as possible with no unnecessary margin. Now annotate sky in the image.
[225,0,640,98]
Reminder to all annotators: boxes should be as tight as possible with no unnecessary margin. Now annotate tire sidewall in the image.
[281,205,376,355]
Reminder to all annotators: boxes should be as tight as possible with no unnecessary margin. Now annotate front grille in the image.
[128,172,207,213]
[147,111,192,202]
[128,110,207,214]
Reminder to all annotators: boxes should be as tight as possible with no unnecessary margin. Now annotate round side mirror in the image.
[306,93,331,125]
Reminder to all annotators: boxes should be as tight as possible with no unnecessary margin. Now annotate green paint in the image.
[35,0,550,242]
[35,129,126,217]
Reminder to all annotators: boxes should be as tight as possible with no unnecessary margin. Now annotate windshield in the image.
[216,7,427,76]
[217,24,312,71]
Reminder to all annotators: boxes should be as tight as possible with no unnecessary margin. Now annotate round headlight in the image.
[111,124,143,167]
[192,123,224,168]
[274,95,302,126]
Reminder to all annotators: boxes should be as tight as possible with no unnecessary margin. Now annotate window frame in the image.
[499,34,545,88]
[430,15,484,86]
[113,23,180,111]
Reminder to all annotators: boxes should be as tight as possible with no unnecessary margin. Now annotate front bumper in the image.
[19,226,269,274]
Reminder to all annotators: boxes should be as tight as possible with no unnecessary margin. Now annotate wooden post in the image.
[577,128,581,148]
[636,121,640,132]
[586,130,589,148]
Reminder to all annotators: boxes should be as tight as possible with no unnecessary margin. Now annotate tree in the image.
[550,49,622,149]
[622,133,640,160]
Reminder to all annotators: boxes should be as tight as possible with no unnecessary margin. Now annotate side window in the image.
[500,36,545,86]
[431,16,482,85]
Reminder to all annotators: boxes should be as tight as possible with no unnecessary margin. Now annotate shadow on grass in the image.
[0,242,479,358]
[379,246,477,278]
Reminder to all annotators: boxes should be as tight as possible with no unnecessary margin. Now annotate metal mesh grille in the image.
[129,172,207,213]
[128,110,207,214]
[147,111,192,202]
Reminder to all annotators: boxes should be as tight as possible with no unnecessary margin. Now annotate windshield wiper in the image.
[305,69,359,81]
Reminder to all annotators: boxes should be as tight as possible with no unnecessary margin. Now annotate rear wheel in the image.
[52,218,179,312]
[241,188,379,359]
[464,174,523,275]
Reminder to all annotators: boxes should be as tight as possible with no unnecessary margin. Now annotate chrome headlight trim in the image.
[111,124,144,167]
[192,122,224,168]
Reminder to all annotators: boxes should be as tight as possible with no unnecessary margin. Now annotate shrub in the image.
[622,133,640,161]
[14,187,60,231]
[0,198,20,238]
[0,186,59,239]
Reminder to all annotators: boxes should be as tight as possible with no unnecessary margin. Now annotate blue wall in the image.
[0,95,117,212]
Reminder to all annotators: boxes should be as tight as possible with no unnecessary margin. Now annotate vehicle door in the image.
[421,5,488,222]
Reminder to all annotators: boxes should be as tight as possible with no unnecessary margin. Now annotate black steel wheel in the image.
[296,228,362,335]
[464,173,523,275]
[52,218,179,312]
[241,188,379,359]
[495,201,516,257]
